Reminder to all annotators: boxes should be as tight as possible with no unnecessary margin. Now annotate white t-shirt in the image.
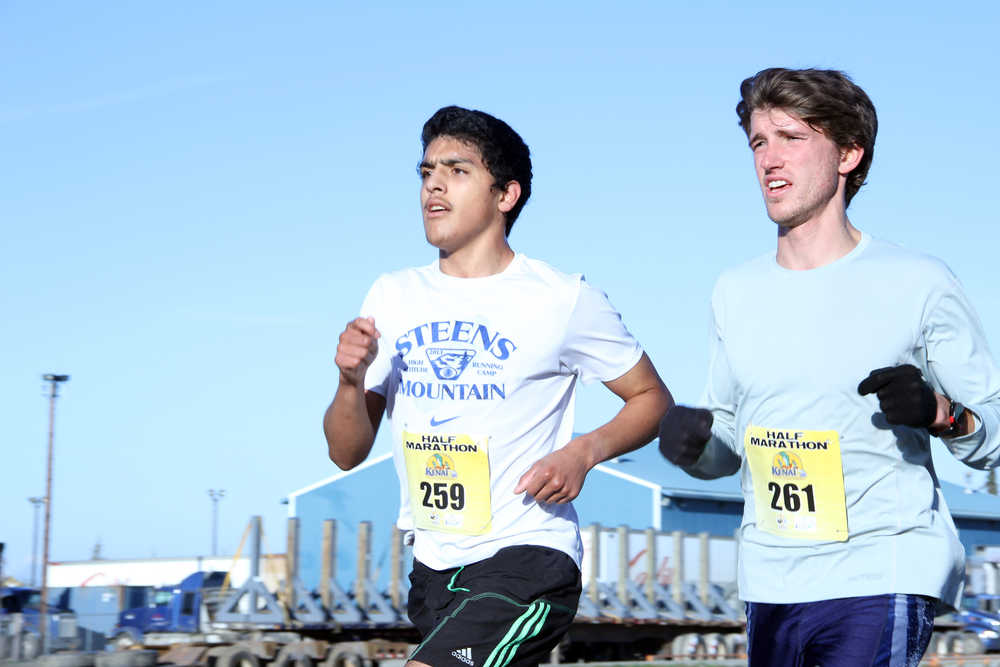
[361,253,643,570]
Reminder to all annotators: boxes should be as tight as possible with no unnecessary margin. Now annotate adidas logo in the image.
[451,647,474,666]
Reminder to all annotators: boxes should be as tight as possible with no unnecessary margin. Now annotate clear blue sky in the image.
[3,2,998,583]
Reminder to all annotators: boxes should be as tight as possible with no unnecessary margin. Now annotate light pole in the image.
[28,497,44,587]
[40,373,68,654]
[207,489,225,556]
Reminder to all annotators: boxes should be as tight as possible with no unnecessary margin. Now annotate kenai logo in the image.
[426,348,476,380]
[771,451,807,478]
[425,453,458,478]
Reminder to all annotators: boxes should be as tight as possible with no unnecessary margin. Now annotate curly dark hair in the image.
[736,68,877,207]
[421,106,532,236]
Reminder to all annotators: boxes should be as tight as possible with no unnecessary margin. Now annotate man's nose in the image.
[760,144,784,171]
[424,168,446,192]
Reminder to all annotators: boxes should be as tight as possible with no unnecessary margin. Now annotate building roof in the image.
[940,479,1000,520]
[286,451,394,516]
[598,443,743,502]
[597,440,1000,520]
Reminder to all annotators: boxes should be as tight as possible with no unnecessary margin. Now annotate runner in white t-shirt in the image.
[324,105,672,667]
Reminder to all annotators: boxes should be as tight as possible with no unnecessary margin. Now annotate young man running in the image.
[659,68,1000,666]
[325,106,671,667]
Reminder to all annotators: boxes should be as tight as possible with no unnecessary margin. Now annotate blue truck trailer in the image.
[0,585,80,659]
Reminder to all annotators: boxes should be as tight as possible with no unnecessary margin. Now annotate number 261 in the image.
[767,482,816,512]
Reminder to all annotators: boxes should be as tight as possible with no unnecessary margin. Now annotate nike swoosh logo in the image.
[430,416,459,427]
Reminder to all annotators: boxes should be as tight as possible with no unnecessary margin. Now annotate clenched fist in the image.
[658,406,713,467]
[335,317,380,387]
[857,364,937,428]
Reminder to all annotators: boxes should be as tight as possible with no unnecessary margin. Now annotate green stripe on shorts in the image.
[409,591,561,664]
[484,599,552,667]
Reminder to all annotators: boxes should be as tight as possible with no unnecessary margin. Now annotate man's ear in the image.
[838,145,864,175]
[497,180,521,214]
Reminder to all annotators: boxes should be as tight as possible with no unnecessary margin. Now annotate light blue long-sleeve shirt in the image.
[685,232,1000,607]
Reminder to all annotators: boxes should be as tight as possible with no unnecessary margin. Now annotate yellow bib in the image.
[744,425,848,542]
[402,430,492,535]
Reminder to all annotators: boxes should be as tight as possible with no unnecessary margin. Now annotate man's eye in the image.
[452,167,466,175]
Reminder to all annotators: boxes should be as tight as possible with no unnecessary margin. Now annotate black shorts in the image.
[407,545,581,667]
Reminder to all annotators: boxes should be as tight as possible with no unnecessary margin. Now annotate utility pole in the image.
[39,373,68,654]
[207,489,225,556]
[28,497,44,587]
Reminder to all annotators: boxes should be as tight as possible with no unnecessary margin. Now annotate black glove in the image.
[857,364,937,428]
[658,406,714,467]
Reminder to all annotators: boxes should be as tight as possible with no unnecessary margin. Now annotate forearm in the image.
[927,366,1000,469]
[940,402,1000,470]
[324,380,379,470]
[566,379,673,469]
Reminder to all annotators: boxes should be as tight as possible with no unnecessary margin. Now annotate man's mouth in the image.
[425,200,450,215]
[767,179,790,193]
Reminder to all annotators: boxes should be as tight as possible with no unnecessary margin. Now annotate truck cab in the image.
[113,571,228,645]
[0,586,79,657]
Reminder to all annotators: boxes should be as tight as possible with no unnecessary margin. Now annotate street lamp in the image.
[28,497,44,587]
[207,489,225,556]
[40,373,68,654]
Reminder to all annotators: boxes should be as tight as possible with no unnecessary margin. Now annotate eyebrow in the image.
[748,127,809,147]
[417,157,476,172]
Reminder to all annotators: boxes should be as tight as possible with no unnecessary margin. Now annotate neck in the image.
[439,240,515,278]
[776,210,861,270]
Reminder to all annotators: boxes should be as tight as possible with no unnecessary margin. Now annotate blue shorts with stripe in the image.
[407,545,581,667]
[746,594,936,667]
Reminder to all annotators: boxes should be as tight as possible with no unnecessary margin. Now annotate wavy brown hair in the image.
[737,68,877,206]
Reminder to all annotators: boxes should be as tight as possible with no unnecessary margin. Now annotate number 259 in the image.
[419,482,465,510]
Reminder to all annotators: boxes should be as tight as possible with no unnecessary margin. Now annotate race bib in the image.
[744,426,848,542]
[402,430,492,535]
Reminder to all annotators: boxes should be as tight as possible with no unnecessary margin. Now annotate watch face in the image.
[941,401,967,437]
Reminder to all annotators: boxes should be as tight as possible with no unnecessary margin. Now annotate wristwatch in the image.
[931,398,965,438]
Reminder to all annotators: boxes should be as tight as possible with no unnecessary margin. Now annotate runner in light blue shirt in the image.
[659,67,1000,667]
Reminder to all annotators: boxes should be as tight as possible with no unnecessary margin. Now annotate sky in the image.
[2,1,999,584]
